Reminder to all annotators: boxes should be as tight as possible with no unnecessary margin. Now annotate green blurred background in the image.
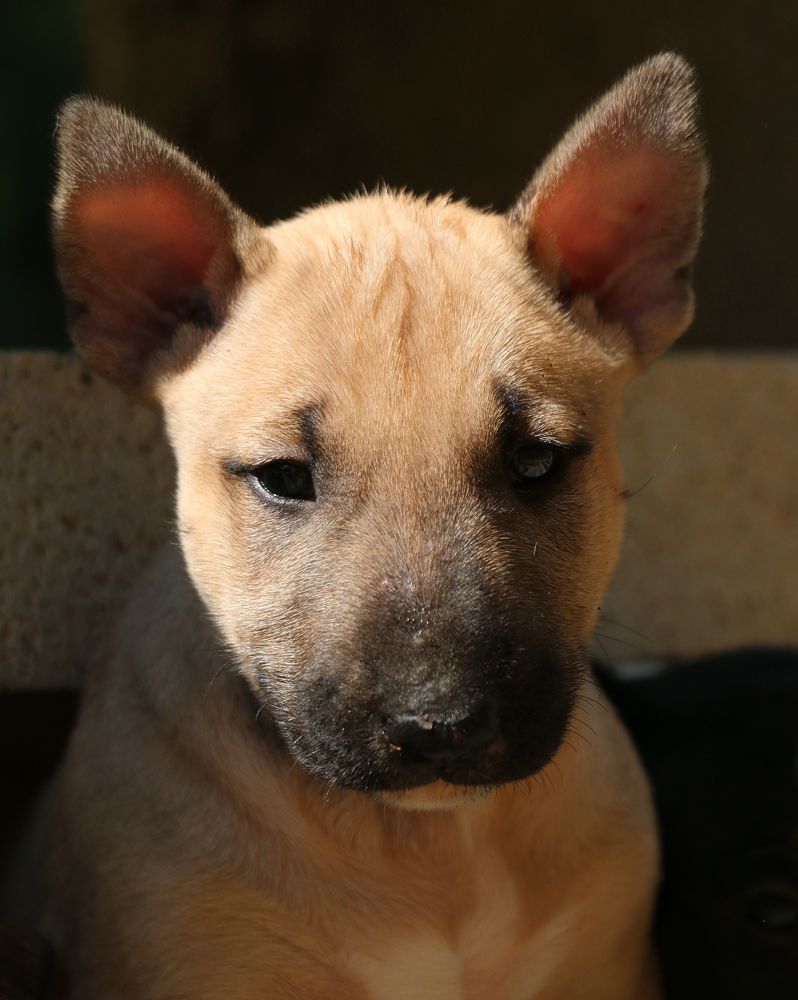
[2,0,795,351]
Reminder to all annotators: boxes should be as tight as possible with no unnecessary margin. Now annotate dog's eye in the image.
[251,461,316,502]
[511,443,557,485]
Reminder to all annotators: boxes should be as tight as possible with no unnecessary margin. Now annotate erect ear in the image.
[52,97,270,394]
[511,53,708,364]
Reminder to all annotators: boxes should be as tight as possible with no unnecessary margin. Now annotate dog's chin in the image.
[376,780,493,812]
[292,750,564,804]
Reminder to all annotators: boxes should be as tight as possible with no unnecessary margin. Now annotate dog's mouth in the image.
[375,722,516,791]
[245,646,581,796]
[253,699,571,796]
[368,739,563,793]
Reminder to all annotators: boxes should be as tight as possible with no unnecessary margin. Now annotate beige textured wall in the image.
[1,354,172,690]
[602,355,798,661]
[2,352,797,690]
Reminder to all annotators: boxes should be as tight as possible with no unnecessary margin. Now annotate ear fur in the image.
[511,53,708,363]
[52,97,270,393]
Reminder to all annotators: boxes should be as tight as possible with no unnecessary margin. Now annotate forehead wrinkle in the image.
[268,194,519,364]
[327,218,447,394]
[255,193,612,416]
[371,216,491,394]
[349,224,529,436]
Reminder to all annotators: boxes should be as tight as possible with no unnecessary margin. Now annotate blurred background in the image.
[2,0,795,351]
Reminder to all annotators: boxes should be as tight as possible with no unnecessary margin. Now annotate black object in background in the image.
[599,649,798,1000]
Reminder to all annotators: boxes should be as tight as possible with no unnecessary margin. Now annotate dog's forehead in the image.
[253,192,572,365]
[171,194,621,449]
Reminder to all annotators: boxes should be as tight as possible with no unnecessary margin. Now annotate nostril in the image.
[382,702,499,764]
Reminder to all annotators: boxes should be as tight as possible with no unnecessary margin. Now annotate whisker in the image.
[569,714,598,738]
[598,616,655,644]
[203,661,236,700]
[575,692,608,713]
[593,631,639,650]
[593,633,611,663]
[620,443,679,500]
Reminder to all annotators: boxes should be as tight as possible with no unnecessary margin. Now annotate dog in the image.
[599,649,798,999]
[48,53,707,999]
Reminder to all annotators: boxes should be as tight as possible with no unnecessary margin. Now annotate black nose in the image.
[382,701,499,765]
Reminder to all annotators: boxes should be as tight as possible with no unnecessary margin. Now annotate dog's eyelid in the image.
[505,431,594,458]
[222,458,251,478]
[493,383,593,455]
[531,435,594,456]
[219,403,327,478]
[222,454,315,484]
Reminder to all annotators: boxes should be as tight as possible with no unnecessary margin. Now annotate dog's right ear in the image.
[511,54,708,367]
[52,97,269,395]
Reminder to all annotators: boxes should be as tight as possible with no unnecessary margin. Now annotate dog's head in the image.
[52,54,706,802]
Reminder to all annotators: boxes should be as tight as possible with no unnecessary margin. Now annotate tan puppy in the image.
[49,53,706,999]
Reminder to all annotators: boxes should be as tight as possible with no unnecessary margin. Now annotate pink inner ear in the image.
[534,148,678,296]
[75,179,218,308]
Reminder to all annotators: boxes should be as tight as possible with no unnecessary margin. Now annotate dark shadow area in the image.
[600,649,798,999]
[1,0,796,351]
[0,1,84,350]
[0,693,79,864]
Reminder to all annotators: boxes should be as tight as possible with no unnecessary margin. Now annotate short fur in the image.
[49,54,706,999]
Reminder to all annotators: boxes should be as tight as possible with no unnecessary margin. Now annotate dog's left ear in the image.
[52,97,269,395]
[512,53,708,364]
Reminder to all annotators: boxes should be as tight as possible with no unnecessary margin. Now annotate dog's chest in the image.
[340,852,569,1000]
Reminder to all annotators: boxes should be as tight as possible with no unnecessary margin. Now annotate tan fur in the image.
[53,552,658,999]
[49,54,708,999]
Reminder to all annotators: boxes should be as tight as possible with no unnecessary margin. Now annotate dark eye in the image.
[251,461,316,502]
[511,443,557,486]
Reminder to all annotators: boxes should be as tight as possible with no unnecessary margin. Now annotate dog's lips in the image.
[369,713,568,792]
[363,746,559,794]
